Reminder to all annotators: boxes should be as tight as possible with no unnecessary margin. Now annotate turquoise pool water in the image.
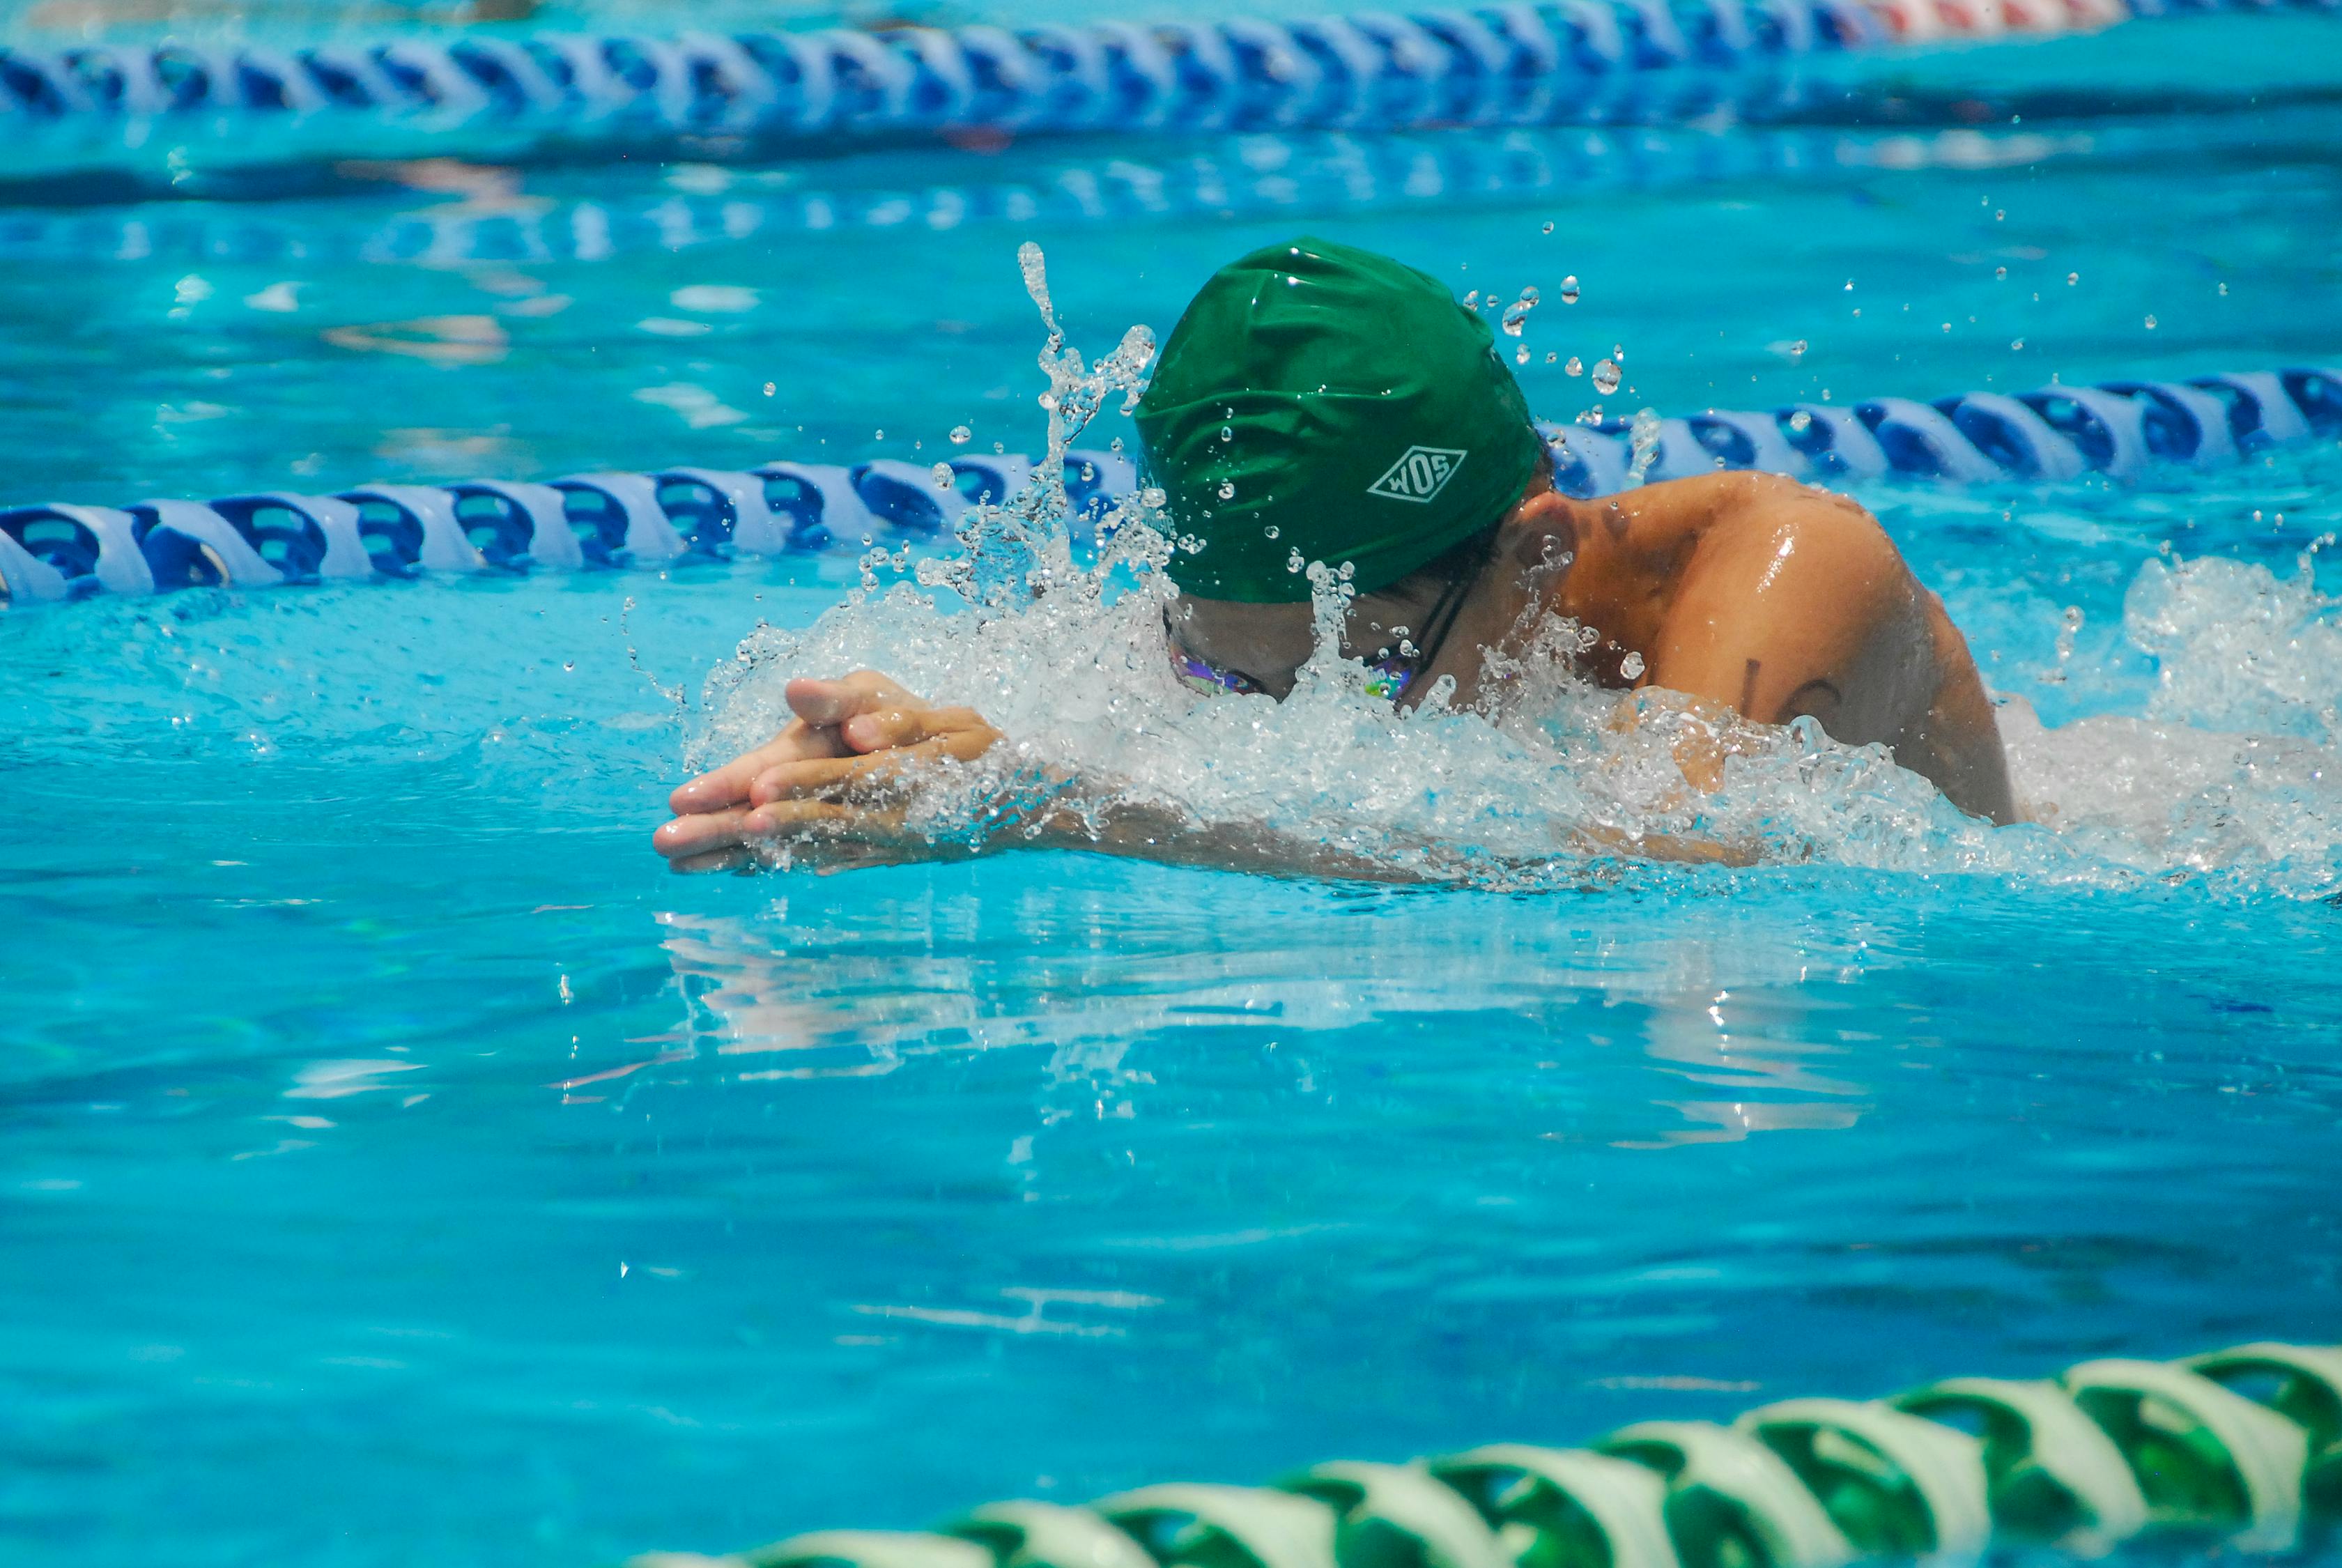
[3,13,2342,1565]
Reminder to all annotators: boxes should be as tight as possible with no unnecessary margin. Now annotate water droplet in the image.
[1217,481,1235,500]
[1564,355,1584,377]
[874,429,884,440]
[1220,424,1233,443]
[1037,394,1058,411]
[1541,220,1555,235]
[1844,279,1854,291]
[2144,314,2158,330]
[1501,287,1539,337]
[1515,344,1531,365]
[1546,351,1559,363]
[2066,272,2079,286]
[1619,651,1644,679]
[1264,525,1280,539]
[2011,338,2025,351]
[1592,358,1621,394]
[1787,410,1812,433]
[1789,339,1808,360]
[932,462,955,490]
[1994,266,2007,280]
[1611,344,1625,361]
[2218,282,2230,296]
[1463,289,1481,309]
[1559,275,1580,304]
[948,424,972,445]
[1109,436,1124,452]
[762,381,776,396]
[1140,486,1167,508]
[1994,209,2005,221]
[563,660,575,672]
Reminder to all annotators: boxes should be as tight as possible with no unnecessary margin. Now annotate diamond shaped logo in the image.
[1366,445,1467,505]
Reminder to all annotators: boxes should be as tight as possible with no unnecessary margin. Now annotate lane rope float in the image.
[624,1340,2342,1568]
[0,0,2222,151]
[1,363,2334,608]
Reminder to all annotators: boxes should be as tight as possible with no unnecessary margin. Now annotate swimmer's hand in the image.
[653,670,1003,871]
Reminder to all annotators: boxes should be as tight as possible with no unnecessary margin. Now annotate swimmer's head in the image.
[1134,235,1544,604]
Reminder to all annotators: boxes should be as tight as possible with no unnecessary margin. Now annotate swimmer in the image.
[656,236,2014,874]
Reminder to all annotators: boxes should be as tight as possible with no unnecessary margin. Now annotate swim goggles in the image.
[1162,527,1490,705]
[1167,631,1415,702]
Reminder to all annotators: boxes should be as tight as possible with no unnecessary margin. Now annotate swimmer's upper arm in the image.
[1644,480,1913,732]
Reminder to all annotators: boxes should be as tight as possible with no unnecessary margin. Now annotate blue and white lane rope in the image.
[1,364,2335,608]
[0,0,2169,146]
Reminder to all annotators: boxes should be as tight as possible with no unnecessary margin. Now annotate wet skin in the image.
[653,468,2016,872]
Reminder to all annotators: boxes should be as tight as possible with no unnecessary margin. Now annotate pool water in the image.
[3,12,2342,1566]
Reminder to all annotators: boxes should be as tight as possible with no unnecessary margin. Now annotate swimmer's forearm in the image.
[1568,822,1763,868]
[1016,797,1437,884]
[1017,794,1761,878]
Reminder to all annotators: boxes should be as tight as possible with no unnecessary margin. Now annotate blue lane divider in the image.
[0,0,2139,146]
[2,367,2335,608]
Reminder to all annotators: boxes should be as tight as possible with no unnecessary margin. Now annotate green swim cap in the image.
[1134,235,1541,604]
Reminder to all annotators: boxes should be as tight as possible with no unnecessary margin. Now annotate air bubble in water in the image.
[949,424,972,445]
[1619,651,1644,679]
[1559,275,1580,304]
[932,462,955,490]
[1564,355,1583,377]
[1592,358,1621,394]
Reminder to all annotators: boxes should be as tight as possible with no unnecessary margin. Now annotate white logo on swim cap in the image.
[1366,445,1467,505]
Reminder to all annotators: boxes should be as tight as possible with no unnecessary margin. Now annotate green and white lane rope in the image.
[624,1341,2341,1568]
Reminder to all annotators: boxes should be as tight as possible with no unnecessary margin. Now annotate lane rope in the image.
[0,0,2196,149]
[2,363,2335,607]
[625,1341,2342,1568]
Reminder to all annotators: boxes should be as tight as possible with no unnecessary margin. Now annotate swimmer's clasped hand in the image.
[654,670,1006,872]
